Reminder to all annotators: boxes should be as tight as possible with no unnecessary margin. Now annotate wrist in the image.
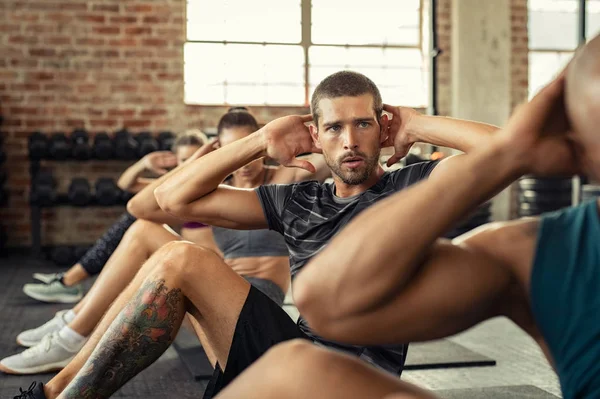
[250,128,269,157]
[484,138,530,178]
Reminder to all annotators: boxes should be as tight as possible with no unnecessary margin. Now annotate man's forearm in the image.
[296,141,523,320]
[408,114,498,153]
[154,131,266,210]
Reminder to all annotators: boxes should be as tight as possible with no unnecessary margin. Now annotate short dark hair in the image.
[310,71,383,126]
[217,107,259,135]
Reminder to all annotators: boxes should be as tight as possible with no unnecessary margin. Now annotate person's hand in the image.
[186,139,220,164]
[381,105,419,166]
[142,151,178,175]
[496,71,581,177]
[261,115,322,173]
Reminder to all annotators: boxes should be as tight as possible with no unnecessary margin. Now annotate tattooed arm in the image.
[59,279,185,399]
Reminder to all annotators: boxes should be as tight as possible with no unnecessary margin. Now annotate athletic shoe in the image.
[0,332,83,375]
[23,281,83,304]
[32,272,63,284]
[16,310,69,347]
[13,382,46,399]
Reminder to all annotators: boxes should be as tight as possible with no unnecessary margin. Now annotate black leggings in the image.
[79,212,137,276]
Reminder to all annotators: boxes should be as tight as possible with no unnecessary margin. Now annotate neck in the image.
[333,166,385,198]
[232,168,266,189]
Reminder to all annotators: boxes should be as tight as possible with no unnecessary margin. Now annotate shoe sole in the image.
[0,357,74,375]
[22,287,82,304]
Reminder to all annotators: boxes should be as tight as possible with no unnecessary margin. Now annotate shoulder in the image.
[386,160,440,188]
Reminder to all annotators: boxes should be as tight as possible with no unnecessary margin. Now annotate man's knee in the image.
[122,219,159,244]
[262,340,329,376]
[154,241,221,279]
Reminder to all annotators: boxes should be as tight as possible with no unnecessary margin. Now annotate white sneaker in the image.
[16,310,69,347]
[0,332,83,375]
[23,281,83,304]
[32,272,64,284]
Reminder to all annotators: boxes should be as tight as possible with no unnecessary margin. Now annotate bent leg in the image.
[217,340,438,399]
[55,242,250,399]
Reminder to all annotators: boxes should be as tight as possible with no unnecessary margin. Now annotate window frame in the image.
[184,0,425,106]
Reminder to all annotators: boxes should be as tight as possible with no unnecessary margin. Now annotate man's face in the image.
[311,94,384,185]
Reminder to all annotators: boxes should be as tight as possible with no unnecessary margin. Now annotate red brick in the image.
[25,119,55,128]
[26,72,54,81]
[92,49,120,58]
[105,61,129,70]
[140,108,167,117]
[90,119,118,128]
[91,4,119,13]
[0,24,21,33]
[9,35,38,45]
[124,4,153,13]
[58,2,88,11]
[107,109,136,117]
[157,73,182,81]
[29,48,56,57]
[77,14,105,23]
[75,37,105,46]
[110,84,138,93]
[3,119,23,127]
[45,35,72,45]
[141,38,168,47]
[109,16,137,24]
[8,12,40,22]
[124,26,152,36]
[59,49,89,57]
[124,120,152,128]
[0,70,18,80]
[64,118,85,127]
[141,61,168,70]
[10,107,38,115]
[86,108,104,117]
[142,15,169,24]
[43,83,73,92]
[46,13,73,23]
[77,84,98,94]
[108,38,137,47]
[92,26,120,35]
[10,83,40,91]
[123,49,154,58]
[155,28,182,39]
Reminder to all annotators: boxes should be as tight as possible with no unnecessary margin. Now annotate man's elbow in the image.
[293,275,348,341]
[154,186,184,216]
[126,196,147,219]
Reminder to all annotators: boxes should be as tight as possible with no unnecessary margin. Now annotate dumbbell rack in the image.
[0,115,7,252]
[28,130,175,257]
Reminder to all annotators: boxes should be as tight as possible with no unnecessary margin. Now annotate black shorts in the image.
[202,285,309,398]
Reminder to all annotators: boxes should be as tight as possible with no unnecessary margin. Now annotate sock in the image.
[63,309,76,324]
[58,326,86,350]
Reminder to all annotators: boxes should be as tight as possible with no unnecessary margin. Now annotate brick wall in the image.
[0,0,528,248]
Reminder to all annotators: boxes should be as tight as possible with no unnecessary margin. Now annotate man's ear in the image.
[379,113,390,144]
[308,123,322,149]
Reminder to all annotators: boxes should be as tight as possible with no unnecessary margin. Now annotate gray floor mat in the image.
[435,385,559,398]
[405,340,496,370]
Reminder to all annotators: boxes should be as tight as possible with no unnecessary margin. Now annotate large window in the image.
[529,0,600,97]
[185,0,428,107]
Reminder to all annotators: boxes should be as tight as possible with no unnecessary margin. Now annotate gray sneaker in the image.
[32,272,64,285]
[23,281,83,304]
[16,310,70,347]
[0,332,82,375]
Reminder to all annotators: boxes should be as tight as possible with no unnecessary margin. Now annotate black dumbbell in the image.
[48,132,71,160]
[30,171,57,206]
[0,150,5,166]
[95,178,121,206]
[0,170,6,186]
[68,178,92,206]
[0,188,7,206]
[0,227,6,254]
[136,132,159,157]
[50,246,75,266]
[93,132,115,160]
[518,177,572,192]
[158,131,175,151]
[114,129,139,160]
[29,132,48,160]
[518,190,573,205]
[71,129,92,160]
[121,190,135,204]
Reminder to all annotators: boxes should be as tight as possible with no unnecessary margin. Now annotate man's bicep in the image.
[187,186,269,230]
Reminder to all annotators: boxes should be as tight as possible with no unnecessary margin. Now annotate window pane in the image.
[528,51,573,98]
[187,0,301,43]
[588,1,600,39]
[312,0,420,46]
[184,43,305,105]
[309,46,427,107]
[529,0,579,50]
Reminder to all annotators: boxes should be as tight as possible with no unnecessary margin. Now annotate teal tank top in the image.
[531,200,600,399]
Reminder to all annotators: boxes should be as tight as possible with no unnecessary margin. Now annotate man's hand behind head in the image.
[262,114,322,173]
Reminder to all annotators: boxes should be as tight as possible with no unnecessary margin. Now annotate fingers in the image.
[286,159,316,174]
[386,154,402,167]
[300,114,313,123]
[383,104,398,116]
